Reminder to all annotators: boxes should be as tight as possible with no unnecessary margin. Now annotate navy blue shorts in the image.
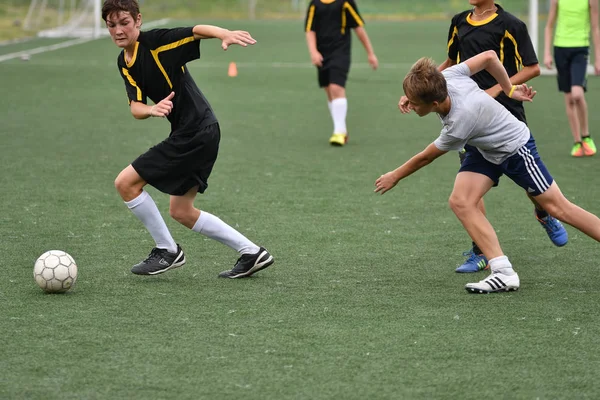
[554,46,588,92]
[458,135,554,196]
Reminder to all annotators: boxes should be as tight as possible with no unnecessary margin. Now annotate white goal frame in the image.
[23,0,103,38]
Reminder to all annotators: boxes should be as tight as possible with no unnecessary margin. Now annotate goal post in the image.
[23,0,104,38]
[529,0,539,60]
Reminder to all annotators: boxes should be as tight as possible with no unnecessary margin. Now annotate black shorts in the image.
[132,123,220,196]
[554,46,588,92]
[317,53,350,88]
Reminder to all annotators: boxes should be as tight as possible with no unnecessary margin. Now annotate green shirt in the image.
[555,0,590,47]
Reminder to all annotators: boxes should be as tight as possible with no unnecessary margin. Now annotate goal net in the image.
[23,0,103,38]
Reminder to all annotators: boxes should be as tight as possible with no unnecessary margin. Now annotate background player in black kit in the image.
[398,1,568,273]
[304,0,378,146]
[102,0,274,278]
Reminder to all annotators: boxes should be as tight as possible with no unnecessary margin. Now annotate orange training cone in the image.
[228,62,238,77]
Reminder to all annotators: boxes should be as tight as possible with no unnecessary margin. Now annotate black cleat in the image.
[218,247,274,279]
[131,245,186,275]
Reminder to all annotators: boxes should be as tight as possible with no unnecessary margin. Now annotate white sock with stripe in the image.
[192,211,260,255]
[331,98,347,134]
[125,190,177,253]
[488,255,515,275]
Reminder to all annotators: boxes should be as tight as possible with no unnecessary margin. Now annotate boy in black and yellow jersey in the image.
[304,0,378,146]
[103,0,274,278]
[399,1,568,273]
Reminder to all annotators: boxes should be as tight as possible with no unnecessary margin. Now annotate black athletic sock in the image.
[535,208,548,219]
[472,242,483,255]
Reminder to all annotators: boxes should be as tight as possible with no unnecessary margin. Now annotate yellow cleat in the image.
[329,133,348,146]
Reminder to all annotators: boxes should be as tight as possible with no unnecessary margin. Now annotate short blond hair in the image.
[403,57,448,104]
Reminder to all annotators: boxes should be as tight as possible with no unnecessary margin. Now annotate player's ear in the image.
[135,13,142,29]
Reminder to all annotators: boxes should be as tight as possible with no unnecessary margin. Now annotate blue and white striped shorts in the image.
[458,134,553,196]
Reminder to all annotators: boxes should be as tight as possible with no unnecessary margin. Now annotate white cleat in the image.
[465,271,520,294]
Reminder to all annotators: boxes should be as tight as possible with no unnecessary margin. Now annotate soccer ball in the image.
[34,250,78,293]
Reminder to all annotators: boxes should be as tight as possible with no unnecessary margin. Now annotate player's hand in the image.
[310,50,323,67]
[151,91,175,117]
[544,52,553,70]
[398,96,411,114]
[374,171,399,195]
[594,54,600,75]
[221,30,256,50]
[368,53,378,70]
[509,84,536,102]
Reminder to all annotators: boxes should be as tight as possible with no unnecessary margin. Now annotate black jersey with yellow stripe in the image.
[446,4,538,123]
[304,0,364,56]
[117,27,217,133]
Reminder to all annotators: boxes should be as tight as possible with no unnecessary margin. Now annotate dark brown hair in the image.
[403,57,448,104]
[102,0,140,22]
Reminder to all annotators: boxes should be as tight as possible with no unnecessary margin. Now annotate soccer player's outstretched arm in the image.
[374,143,447,195]
[192,25,256,50]
[464,51,536,102]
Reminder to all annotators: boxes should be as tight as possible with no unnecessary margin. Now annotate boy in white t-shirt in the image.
[375,50,600,293]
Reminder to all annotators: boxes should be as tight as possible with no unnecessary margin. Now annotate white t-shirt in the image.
[433,63,530,164]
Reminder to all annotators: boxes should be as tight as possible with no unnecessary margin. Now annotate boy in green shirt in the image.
[544,0,600,156]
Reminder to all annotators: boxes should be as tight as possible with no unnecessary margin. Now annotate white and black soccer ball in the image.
[34,250,78,293]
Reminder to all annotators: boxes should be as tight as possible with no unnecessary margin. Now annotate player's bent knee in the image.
[114,174,129,196]
[169,206,192,225]
[448,195,470,215]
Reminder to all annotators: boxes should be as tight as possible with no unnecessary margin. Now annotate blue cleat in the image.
[536,214,568,247]
[455,250,489,273]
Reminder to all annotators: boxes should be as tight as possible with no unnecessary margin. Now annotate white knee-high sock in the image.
[125,191,177,253]
[192,211,260,255]
[331,98,348,134]
[489,255,515,275]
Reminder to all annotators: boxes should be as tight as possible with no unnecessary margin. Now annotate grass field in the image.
[1,19,600,400]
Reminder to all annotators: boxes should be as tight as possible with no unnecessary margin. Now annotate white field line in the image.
[0,57,415,70]
[0,37,95,62]
[0,36,36,47]
[0,18,170,63]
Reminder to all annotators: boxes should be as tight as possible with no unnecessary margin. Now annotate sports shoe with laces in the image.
[131,245,186,275]
[571,142,584,157]
[329,133,348,146]
[218,247,274,279]
[465,271,520,294]
[582,136,597,156]
[455,250,489,273]
[536,214,568,247]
